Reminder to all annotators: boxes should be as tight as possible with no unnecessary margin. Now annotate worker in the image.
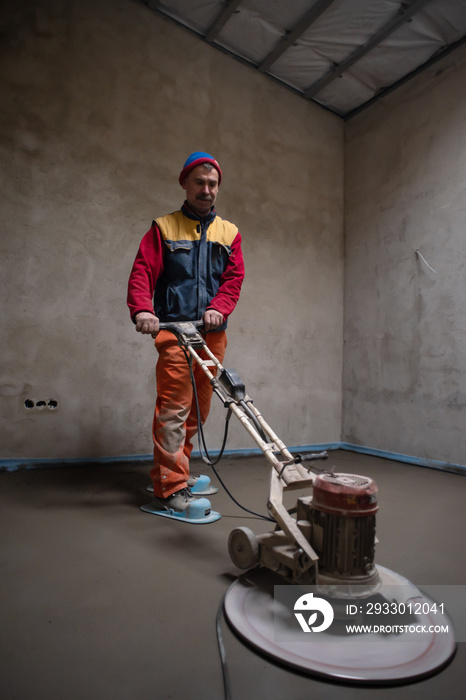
[127,152,245,515]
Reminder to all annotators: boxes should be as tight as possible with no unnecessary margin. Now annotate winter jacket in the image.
[127,203,244,327]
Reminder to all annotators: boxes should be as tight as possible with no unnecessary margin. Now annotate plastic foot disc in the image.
[190,474,219,495]
[140,497,221,524]
[145,474,218,497]
[223,565,456,684]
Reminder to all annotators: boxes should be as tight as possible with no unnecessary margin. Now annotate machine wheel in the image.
[228,527,260,570]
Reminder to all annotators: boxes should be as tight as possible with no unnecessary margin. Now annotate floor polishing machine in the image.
[141,321,456,684]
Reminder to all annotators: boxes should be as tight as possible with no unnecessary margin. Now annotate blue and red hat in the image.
[179,151,222,186]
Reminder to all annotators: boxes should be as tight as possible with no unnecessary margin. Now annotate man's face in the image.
[182,164,219,218]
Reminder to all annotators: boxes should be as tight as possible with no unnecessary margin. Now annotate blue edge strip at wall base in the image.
[0,443,464,475]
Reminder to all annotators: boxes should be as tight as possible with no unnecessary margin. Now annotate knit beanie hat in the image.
[179,151,222,186]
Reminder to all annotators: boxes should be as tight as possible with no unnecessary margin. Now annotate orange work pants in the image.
[151,329,227,498]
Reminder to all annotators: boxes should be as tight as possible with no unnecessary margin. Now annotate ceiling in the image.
[140,0,466,119]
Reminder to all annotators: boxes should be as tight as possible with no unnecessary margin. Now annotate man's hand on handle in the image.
[135,312,159,337]
[203,309,224,331]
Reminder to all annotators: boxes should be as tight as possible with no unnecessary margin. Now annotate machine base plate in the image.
[223,565,456,684]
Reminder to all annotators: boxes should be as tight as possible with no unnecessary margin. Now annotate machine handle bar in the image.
[158,320,205,333]
[293,451,329,464]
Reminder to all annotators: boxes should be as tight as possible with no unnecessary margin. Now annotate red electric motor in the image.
[297,472,379,587]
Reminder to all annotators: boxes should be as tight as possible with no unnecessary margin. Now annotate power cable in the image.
[216,594,232,700]
[182,346,275,523]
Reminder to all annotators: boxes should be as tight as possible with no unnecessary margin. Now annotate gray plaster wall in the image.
[343,45,466,466]
[0,0,344,462]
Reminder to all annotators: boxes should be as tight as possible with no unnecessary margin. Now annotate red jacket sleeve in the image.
[207,231,245,322]
[127,223,164,322]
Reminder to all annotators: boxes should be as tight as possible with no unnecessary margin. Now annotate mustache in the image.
[197,194,213,201]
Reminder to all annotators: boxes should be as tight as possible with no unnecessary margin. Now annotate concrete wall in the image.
[0,0,344,462]
[343,45,466,466]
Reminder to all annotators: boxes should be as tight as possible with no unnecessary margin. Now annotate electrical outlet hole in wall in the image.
[24,399,58,410]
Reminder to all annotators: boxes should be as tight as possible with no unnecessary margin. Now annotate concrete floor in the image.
[1,450,465,700]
